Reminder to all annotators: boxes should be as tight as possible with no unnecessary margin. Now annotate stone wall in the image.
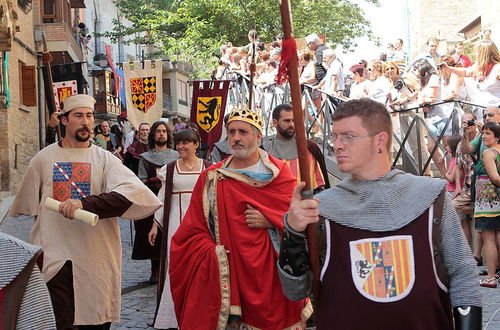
[407,0,478,61]
[0,2,39,196]
[478,0,500,46]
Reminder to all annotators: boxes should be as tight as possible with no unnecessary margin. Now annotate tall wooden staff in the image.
[248,42,257,110]
[279,0,321,308]
[41,34,61,140]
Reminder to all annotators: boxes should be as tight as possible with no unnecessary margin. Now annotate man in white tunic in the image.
[8,94,162,329]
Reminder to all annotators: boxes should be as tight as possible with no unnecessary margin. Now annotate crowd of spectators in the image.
[213,28,500,288]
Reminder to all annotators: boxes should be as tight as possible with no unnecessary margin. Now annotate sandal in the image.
[474,256,483,267]
[479,277,498,288]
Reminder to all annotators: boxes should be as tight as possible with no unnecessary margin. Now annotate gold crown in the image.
[227,107,263,132]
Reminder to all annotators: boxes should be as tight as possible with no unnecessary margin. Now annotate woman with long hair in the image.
[444,40,500,108]
[386,61,431,174]
[411,58,448,175]
[475,122,500,287]
[438,55,466,115]
[148,128,212,328]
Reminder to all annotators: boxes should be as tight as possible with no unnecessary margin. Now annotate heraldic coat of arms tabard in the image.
[350,235,415,303]
[130,76,157,113]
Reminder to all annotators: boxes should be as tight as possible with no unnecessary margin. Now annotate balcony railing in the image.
[95,92,120,116]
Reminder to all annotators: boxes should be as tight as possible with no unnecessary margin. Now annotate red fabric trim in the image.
[276,38,298,85]
[126,141,149,160]
[105,45,120,97]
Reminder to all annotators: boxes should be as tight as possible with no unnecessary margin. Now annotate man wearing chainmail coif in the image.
[278,98,482,330]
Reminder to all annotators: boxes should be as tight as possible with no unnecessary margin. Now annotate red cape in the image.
[169,152,306,329]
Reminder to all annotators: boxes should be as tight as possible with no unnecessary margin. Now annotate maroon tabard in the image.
[317,209,453,330]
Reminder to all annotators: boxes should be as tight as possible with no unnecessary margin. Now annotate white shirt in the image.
[325,58,344,93]
[349,80,370,99]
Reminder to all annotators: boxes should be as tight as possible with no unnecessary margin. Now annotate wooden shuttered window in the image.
[21,65,37,107]
[163,78,171,96]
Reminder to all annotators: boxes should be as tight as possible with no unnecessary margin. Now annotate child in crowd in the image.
[444,134,465,198]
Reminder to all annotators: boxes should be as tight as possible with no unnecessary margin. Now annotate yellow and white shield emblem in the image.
[196,96,221,133]
[349,235,415,303]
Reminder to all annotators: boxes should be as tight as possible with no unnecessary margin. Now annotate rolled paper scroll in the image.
[45,197,99,226]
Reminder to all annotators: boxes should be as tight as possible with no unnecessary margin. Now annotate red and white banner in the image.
[53,80,77,111]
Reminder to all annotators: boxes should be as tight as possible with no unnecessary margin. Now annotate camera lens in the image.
[467,120,475,126]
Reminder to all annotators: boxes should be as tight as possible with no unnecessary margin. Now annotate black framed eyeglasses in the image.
[483,112,495,119]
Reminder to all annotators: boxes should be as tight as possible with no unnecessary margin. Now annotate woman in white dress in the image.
[148,128,212,329]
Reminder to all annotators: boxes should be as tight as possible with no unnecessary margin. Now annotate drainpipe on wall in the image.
[37,54,46,148]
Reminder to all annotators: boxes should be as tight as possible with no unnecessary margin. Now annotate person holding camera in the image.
[456,113,480,249]
[411,58,450,175]
[389,65,431,174]
[460,107,500,286]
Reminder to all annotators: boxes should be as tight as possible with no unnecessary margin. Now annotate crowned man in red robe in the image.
[169,107,311,329]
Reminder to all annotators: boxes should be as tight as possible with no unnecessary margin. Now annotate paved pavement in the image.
[1,210,500,329]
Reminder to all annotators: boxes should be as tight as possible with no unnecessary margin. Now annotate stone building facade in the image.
[0,0,39,197]
[407,0,500,61]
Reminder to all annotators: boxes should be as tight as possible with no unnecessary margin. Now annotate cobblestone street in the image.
[0,215,157,329]
[1,210,499,329]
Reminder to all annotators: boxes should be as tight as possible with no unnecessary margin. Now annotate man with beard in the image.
[263,104,329,193]
[133,121,178,283]
[123,122,150,175]
[169,107,311,329]
[8,94,163,329]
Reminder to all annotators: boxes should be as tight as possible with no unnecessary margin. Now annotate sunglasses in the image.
[483,113,495,119]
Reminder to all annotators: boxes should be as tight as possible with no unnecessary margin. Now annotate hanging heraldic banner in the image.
[123,60,163,128]
[53,80,78,111]
[190,80,231,152]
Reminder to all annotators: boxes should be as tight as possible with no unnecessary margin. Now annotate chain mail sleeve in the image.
[277,213,313,301]
[440,193,482,308]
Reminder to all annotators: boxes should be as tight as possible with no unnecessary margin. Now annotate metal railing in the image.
[220,69,487,177]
